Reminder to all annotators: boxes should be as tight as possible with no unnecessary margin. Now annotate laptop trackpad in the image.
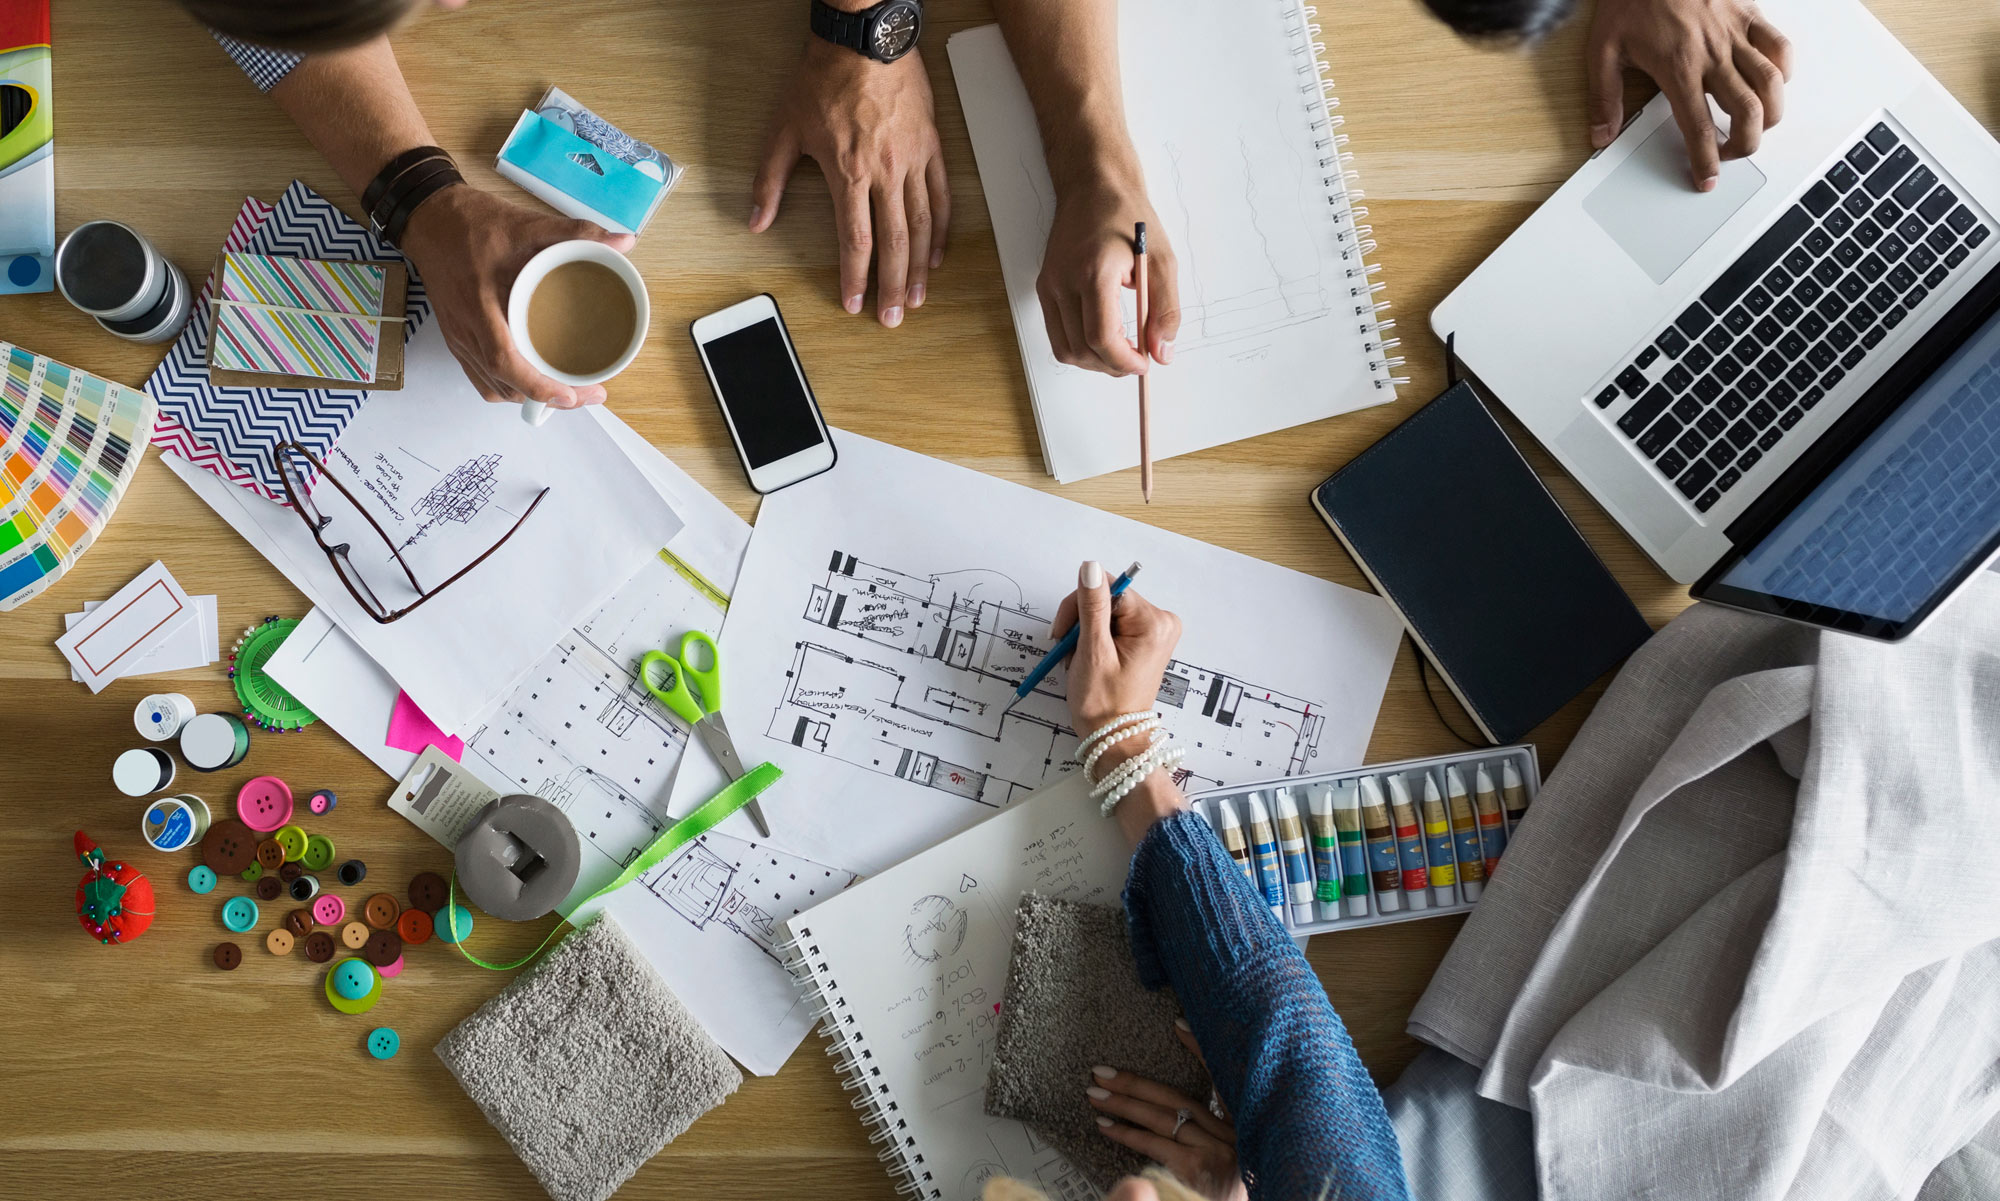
[1583,119,1768,284]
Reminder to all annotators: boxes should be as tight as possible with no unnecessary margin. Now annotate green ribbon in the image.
[443,761,783,971]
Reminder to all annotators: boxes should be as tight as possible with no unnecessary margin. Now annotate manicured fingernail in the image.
[845,294,862,314]
[930,249,944,269]
[1175,1017,1192,1032]
[1086,1086,1111,1100]
[909,284,925,308]
[1157,340,1175,365]
[1699,176,1718,193]
[1080,561,1103,589]
[1091,1064,1116,1079]
[748,204,762,228]
[1095,1116,1115,1128]
[1591,124,1613,148]
[882,305,903,328]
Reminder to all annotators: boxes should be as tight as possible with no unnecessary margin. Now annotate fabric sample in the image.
[435,914,742,1201]
[211,30,303,93]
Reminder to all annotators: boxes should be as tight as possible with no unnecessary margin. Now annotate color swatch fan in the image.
[0,344,155,609]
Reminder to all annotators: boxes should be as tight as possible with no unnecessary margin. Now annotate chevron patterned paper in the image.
[144,182,431,502]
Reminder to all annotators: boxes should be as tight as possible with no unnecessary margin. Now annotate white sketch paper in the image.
[948,15,1394,483]
[666,431,1404,876]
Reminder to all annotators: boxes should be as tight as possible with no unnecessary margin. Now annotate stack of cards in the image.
[0,343,156,609]
[53,562,216,692]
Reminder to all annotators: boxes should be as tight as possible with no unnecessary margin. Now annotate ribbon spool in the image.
[140,795,212,853]
[112,747,176,797]
[455,795,583,922]
[180,713,251,772]
[134,694,196,741]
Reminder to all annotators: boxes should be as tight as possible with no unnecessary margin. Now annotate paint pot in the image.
[53,220,192,344]
[180,713,251,772]
[134,693,197,742]
[112,747,176,797]
[141,795,213,853]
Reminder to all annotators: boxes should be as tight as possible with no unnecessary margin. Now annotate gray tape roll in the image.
[453,794,582,921]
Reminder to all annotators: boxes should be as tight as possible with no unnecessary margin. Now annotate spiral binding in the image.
[779,929,941,1199]
[1291,2,1408,388]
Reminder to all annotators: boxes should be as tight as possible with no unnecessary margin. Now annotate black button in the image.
[1782,247,1813,276]
[1703,325,1734,354]
[1635,345,1660,369]
[1816,292,1848,322]
[1892,165,1938,209]
[1926,226,1956,254]
[1748,400,1779,428]
[1697,408,1728,438]
[1858,253,1887,282]
[1715,356,1743,384]
[1877,235,1907,262]
[1616,383,1674,437]
[1823,365,1847,389]
[1739,447,1763,472]
[1845,142,1879,173]
[1849,302,1877,332]
[1695,489,1720,513]
[1865,122,1899,153]
[1664,364,1694,394]
[1832,238,1863,266]
[1801,386,1825,410]
[1804,228,1834,257]
[1875,277,1905,306]
[1793,276,1824,307]
[1752,315,1783,345]
[1778,332,1808,361]
[1925,265,1949,289]
[1718,466,1743,492]
[1774,296,1803,325]
[1758,350,1786,378]
[1841,344,1866,369]
[1862,325,1885,349]
[1692,375,1722,402]
[1802,180,1839,216]
[1742,371,1771,398]
[1758,427,1785,451]
[1827,321,1857,350]
[1744,287,1773,314]
[1705,440,1736,470]
[1778,407,1804,430]
[1853,219,1882,247]
[1616,365,1648,397]
[1722,306,1753,334]
[1898,214,1928,243]
[1864,146,1917,198]
[1677,460,1717,498]
[1971,225,1991,249]
[1787,360,1817,390]
[1657,448,1688,479]
[1686,345,1716,375]
[1674,426,1706,458]
[1826,208,1855,237]
[1637,414,1682,457]
[1919,186,1957,223]
[1872,198,1901,227]
[1843,190,1874,218]
[1838,274,1867,300]
[1767,379,1798,407]
[1883,304,1908,329]
[1906,284,1929,308]
[1656,327,1691,358]
[1725,420,1758,450]
[1798,311,1828,340]
[1809,342,1838,369]
[1762,266,1793,293]
[1718,389,1748,418]
[1907,244,1937,274]
[1947,244,1970,269]
[1828,162,1860,193]
[1947,205,1978,234]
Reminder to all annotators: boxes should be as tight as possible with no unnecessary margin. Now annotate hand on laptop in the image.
[1585,0,1794,192]
[1039,167,1181,377]
[752,41,951,329]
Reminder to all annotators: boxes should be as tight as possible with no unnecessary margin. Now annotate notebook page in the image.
[786,773,1131,1199]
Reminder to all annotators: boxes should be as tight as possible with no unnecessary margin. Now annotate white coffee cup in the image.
[507,240,650,426]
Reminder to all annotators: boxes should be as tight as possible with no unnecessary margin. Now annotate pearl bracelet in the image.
[1081,718,1162,782]
[1096,744,1187,816]
[1077,712,1155,759]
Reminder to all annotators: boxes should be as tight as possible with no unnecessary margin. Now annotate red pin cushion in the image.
[74,831,156,946]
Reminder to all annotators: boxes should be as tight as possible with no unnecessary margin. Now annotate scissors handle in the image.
[639,649,706,727]
[676,630,722,712]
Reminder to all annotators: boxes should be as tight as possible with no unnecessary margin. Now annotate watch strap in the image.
[378,161,465,249]
[362,145,453,216]
[809,0,869,54]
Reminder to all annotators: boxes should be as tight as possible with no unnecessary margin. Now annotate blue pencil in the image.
[1003,561,1141,714]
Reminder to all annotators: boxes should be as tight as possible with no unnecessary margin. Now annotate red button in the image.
[397,909,433,945]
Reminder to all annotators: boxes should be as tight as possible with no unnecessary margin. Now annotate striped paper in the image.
[211,252,386,384]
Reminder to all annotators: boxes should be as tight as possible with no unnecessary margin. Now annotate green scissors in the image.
[639,631,771,838]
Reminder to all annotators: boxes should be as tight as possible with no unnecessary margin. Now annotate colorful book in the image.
[210,252,389,385]
[0,0,53,294]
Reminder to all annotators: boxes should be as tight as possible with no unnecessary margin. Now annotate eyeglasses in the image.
[271,440,548,624]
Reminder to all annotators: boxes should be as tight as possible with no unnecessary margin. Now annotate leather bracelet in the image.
[380,163,465,249]
[369,156,458,236]
[362,145,453,216]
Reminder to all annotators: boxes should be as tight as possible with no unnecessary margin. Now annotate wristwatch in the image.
[810,0,923,63]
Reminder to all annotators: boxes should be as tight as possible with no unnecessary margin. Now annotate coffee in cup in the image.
[507,240,650,425]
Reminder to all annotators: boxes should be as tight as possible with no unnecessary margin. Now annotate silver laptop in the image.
[1434,0,2000,640]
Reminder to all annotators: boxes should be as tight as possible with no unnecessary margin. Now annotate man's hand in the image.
[1586,0,1793,192]
[398,186,636,408]
[1038,167,1179,376]
[751,40,949,328]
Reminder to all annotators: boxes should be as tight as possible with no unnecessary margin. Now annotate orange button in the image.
[363,893,400,930]
[255,839,285,871]
[396,908,432,945]
[340,921,370,950]
[266,928,295,956]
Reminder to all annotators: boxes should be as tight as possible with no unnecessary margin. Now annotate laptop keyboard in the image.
[1593,121,1991,515]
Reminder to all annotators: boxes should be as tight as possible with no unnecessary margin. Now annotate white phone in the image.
[689,293,837,493]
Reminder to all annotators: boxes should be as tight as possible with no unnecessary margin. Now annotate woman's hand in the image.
[1037,168,1180,376]
[1086,1024,1245,1201]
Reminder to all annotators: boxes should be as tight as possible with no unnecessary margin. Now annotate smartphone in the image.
[689,294,837,493]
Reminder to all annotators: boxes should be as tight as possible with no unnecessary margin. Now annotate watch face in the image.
[870,2,921,59]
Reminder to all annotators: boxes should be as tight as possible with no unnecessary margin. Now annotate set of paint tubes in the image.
[1188,745,1540,933]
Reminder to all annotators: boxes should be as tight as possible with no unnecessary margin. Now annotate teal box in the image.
[497,110,663,236]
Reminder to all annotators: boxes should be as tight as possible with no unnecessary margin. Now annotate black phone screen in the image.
[703,318,824,467]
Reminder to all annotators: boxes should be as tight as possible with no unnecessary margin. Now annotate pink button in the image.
[311,894,346,926]
[377,954,406,979]
[236,776,295,832]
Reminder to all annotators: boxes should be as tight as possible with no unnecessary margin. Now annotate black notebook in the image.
[1312,381,1653,744]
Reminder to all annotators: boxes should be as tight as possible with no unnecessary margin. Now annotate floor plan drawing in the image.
[639,832,858,964]
[764,550,1332,809]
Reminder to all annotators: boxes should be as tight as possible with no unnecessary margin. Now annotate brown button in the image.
[340,921,370,950]
[266,928,295,956]
[362,929,403,968]
[200,819,258,875]
[279,860,303,882]
[397,908,433,945]
[303,931,336,963]
[213,942,242,970]
[255,838,285,871]
[285,908,315,937]
[254,875,283,902]
[408,871,448,913]
[363,893,400,930]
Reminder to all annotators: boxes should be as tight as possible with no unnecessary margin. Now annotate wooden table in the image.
[2,1,1987,1196]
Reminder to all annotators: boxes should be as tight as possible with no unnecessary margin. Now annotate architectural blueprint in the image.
[666,432,1404,876]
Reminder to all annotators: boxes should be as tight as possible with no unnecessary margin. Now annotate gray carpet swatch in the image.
[985,894,1210,1191]
[435,914,742,1201]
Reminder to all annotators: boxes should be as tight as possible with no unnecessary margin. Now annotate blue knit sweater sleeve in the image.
[1123,811,1409,1201]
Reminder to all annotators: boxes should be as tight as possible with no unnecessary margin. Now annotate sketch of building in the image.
[400,453,502,549]
[640,834,857,963]
[764,550,1329,808]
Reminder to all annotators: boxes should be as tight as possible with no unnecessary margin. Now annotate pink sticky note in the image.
[387,691,465,762]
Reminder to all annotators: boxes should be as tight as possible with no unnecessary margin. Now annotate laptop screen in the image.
[1710,302,2000,633]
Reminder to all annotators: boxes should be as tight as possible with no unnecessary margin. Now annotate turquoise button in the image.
[366,1027,400,1060]
[433,904,473,943]
[187,865,217,894]
[221,896,260,933]
[331,959,375,1001]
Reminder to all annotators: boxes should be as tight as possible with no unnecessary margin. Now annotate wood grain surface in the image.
[1,1,1988,1197]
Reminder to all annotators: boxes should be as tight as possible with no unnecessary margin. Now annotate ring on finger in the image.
[1170,1108,1191,1140]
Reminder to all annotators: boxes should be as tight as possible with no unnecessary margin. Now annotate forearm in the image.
[989,0,1140,192]
[265,37,435,195]
[1124,814,1409,1201]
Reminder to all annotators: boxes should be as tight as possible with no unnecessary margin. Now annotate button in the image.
[187,865,218,894]
[433,904,473,943]
[396,909,433,945]
[236,776,295,832]
[362,929,403,968]
[200,819,258,875]
[363,893,399,929]
[290,875,321,902]
[341,921,371,950]
[304,931,336,962]
[286,909,315,937]
[221,896,260,933]
[312,894,346,926]
[279,861,303,882]
[275,825,309,862]
[325,958,384,1015]
[309,789,338,815]
[213,942,242,970]
[254,875,283,902]
[301,834,336,872]
[366,1027,400,1060]
[377,954,406,980]
[267,928,295,956]
[338,859,368,886]
[239,860,264,883]
[255,839,285,871]
[408,871,449,913]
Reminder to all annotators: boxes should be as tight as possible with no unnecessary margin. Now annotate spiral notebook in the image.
[947,2,1403,484]
[781,773,1129,1199]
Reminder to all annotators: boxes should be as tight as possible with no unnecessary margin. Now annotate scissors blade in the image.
[694,712,772,837]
